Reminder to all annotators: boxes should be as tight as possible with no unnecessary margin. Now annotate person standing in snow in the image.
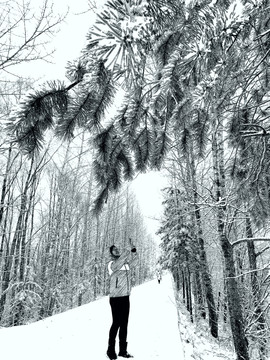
[106,239,138,360]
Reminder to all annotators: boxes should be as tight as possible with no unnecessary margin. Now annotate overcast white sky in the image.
[131,171,168,236]
[16,0,102,80]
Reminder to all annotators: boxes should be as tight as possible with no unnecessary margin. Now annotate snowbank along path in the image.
[0,273,184,360]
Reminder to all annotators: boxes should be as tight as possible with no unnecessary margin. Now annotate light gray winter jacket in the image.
[108,249,137,298]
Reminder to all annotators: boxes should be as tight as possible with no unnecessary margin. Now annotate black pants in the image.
[108,295,130,344]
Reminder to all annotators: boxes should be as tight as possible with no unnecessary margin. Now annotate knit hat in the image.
[109,245,116,255]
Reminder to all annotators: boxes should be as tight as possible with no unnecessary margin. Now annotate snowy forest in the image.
[1,1,270,360]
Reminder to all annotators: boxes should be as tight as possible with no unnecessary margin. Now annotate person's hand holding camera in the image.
[129,238,136,253]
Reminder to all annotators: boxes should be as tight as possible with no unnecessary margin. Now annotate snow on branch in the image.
[225,262,270,279]
[240,124,270,137]
[232,237,270,247]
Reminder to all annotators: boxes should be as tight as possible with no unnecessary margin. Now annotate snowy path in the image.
[129,274,184,359]
[0,274,184,360]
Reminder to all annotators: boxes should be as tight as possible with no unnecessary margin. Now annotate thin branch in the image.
[256,246,270,258]
[232,237,270,247]
[226,262,270,279]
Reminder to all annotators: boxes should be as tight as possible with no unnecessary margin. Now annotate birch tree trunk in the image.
[0,156,34,322]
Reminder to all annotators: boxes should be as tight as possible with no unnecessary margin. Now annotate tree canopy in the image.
[7,0,270,214]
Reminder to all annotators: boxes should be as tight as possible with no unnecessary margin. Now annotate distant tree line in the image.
[0,133,156,326]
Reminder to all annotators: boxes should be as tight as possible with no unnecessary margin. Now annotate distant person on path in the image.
[157,271,162,284]
[106,239,138,360]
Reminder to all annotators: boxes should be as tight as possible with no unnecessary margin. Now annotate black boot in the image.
[107,340,117,360]
[118,342,133,358]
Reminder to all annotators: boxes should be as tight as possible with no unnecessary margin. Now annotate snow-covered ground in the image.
[0,274,236,360]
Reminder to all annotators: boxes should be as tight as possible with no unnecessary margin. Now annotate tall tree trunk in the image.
[192,179,218,337]
[93,216,100,300]
[185,268,193,322]
[198,237,218,337]
[185,138,218,338]
[246,216,267,360]
[0,145,12,228]
[0,146,18,265]
[39,173,58,319]
[212,114,249,360]
[182,270,186,302]
[193,269,206,319]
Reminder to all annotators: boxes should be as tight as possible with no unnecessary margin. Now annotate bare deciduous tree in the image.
[0,0,64,75]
